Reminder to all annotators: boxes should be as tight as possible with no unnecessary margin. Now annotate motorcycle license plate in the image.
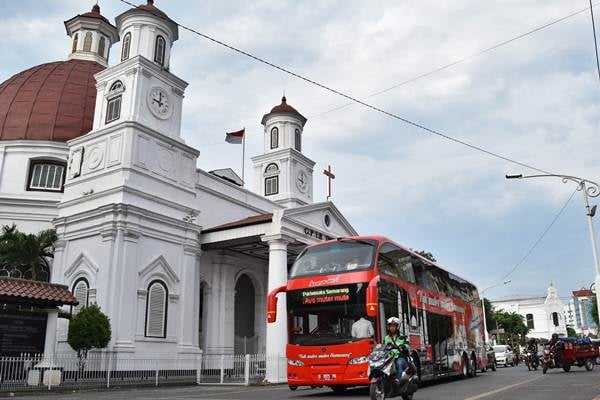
[319,374,336,380]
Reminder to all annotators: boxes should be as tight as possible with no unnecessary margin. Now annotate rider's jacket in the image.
[384,334,409,358]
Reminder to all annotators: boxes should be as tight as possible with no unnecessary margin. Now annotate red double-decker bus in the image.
[267,236,486,392]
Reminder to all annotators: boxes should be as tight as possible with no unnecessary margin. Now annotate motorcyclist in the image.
[547,333,562,364]
[526,338,539,364]
[383,317,409,381]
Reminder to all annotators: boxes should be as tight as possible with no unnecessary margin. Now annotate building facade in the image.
[564,289,598,337]
[0,1,357,382]
[491,284,567,340]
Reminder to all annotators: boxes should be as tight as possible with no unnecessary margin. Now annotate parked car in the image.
[484,346,497,372]
[493,345,514,367]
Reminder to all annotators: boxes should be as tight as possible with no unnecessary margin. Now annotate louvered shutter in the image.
[73,280,89,314]
[146,282,167,337]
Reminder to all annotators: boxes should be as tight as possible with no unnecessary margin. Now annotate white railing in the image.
[0,353,286,392]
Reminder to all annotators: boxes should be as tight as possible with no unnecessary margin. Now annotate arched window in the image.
[154,35,166,66]
[264,163,279,196]
[27,160,66,192]
[294,128,301,152]
[145,280,168,338]
[72,278,89,314]
[526,313,534,329]
[121,32,131,61]
[72,33,79,53]
[97,36,106,57]
[270,127,279,149]
[105,80,124,124]
[552,312,560,327]
[83,32,93,52]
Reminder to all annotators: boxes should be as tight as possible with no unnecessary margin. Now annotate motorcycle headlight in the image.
[288,359,304,366]
[348,356,369,365]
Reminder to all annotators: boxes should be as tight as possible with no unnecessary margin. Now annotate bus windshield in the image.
[287,283,373,346]
[289,239,376,278]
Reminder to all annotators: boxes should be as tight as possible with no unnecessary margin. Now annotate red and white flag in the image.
[225,128,245,144]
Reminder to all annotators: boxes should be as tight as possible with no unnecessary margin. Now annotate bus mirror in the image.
[366,275,380,318]
[267,285,287,323]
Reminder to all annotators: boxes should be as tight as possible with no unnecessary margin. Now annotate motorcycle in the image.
[541,346,556,374]
[523,350,539,371]
[368,343,418,400]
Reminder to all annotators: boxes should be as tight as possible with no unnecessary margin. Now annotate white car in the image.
[493,345,514,367]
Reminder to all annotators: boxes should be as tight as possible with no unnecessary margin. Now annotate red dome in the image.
[261,96,307,126]
[0,59,104,142]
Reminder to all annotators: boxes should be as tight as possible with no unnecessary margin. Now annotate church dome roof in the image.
[261,96,307,126]
[0,59,104,142]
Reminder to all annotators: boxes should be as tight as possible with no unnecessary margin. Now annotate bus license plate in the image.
[319,374,336,380]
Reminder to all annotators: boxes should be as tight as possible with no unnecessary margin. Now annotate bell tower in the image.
[251,96,315,208]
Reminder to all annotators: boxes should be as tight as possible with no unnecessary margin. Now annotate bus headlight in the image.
[348,356,369,365]
[288,359,304,366]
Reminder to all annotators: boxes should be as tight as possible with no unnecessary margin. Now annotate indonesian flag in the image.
[225,128,245,144]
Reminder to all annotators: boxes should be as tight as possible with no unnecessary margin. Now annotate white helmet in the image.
[387,317,400,326]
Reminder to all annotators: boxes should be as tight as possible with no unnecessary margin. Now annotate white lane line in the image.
[463,375,544,400]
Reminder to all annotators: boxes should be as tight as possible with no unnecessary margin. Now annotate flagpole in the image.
[241,127,246,186]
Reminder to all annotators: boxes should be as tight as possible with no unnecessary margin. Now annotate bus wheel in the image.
[461,355,469,378]
[289,386,297,391]
[469,355,477,377]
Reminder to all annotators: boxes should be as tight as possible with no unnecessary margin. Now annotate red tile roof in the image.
[0,277,78,306]
[572,289,594,297]
[261,96,307,126]
[203,214,273,234]
[80,4,112,25]
[0,59,103,142]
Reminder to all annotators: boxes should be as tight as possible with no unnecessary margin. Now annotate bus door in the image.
[427,312,452,375]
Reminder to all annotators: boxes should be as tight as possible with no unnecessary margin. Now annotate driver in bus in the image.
[384,317,410,381]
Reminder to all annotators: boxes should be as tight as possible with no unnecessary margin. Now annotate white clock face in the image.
[296,170,308,193]
[148,87,171,119]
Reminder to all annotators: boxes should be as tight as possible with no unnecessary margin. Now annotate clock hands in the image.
[152,91,164,108]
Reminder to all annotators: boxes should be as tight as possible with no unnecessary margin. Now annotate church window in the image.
[121,32,131,61]
[294,129,301,152]
[83,32,93,52]
[264,163,279,196]
[154,35,166,66]
[270,127,279,149]
[98,36,106,57]
[72,33,79,53]
[72,278,89,315]
[526,313,534,329]
[106,80,124,124]
[145,280,168,338]
[552,312,559,327]
[27,160,66,192]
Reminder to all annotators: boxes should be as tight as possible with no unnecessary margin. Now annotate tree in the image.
[592,296,599,327]
[0,224,56,281]
[415,250,436,262]
[493,310,529,346]
[483,298,496,331]
[566,326,577,338]
[67,304,111,358]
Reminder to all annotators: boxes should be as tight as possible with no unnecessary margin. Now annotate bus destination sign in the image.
[302,286,350,304]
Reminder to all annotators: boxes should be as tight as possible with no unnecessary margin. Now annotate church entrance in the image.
[234,274,256,354]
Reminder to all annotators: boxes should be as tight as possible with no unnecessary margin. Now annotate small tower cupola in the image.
[64,4,119,67]
[115,0,179,69]
[261,96,307,154]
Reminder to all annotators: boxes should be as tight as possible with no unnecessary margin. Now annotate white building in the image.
[490,284,567,340]
[0,1,357,382]
[564,289,598,337]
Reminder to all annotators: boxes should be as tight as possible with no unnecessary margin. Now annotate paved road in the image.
[6,365,600,400]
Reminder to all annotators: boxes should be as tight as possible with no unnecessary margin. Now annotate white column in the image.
[36,309,58,367]
[178,245,201,354]
[263,235,289,383]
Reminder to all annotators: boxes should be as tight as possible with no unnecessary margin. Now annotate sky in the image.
[2,0,600,301]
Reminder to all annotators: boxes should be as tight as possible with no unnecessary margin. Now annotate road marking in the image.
[463,376,544,400]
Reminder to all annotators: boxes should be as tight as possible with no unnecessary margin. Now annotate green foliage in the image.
[492,310,529,345]
[483,298,496,331]
[0,224,56,281]
[566,326,577,338]
[415,250,436,262]
[67,304,111,357]
[592,296,599,327]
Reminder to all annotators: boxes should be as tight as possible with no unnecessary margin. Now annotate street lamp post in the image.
[505,173,600,334]
[481,280,511,346]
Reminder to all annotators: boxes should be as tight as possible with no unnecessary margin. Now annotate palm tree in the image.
[0,224,56,281]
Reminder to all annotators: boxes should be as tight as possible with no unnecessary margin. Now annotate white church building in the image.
[490,284,568,340]
[0,1,357,378]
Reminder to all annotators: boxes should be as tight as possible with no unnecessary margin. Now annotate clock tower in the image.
[251,96,315,208]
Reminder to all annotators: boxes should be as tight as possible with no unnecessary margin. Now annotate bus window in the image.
[378,244,416,284]
[412,257,439,292]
